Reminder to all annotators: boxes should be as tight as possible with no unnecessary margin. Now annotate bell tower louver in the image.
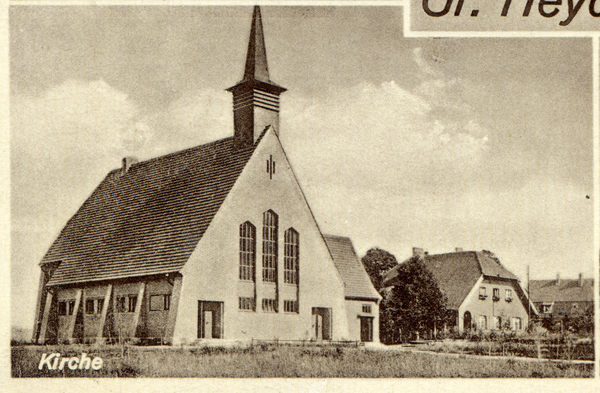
[227,6,287,150]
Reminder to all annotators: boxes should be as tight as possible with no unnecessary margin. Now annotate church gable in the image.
[174,127,349,341]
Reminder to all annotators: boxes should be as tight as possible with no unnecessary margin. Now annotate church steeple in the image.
[227,6,287,150]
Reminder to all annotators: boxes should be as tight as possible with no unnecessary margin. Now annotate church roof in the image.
[323,235,381,300]
[43,137,255,286]
[384,251,519,310]
[529,278,594,303]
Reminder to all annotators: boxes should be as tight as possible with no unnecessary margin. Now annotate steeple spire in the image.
[243,6,270,83]
[227,6,287,150]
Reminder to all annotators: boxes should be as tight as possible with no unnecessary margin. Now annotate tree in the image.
[361,247,398,291]
[380,255,449,344]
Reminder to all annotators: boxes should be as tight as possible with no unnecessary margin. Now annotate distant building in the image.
[529,274,593,321]
[384,248,536,333]
[32,6,379,345]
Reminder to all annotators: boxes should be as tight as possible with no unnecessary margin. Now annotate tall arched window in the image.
[284,228,299,285]
[239,222,256,281]
[262,210,278,282]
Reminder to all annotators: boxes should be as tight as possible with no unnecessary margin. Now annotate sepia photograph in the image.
[8,3,596,380]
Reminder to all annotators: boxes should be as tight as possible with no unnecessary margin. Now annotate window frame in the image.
[283,300,298,313]
[128,295,138,313]
[239,297,255,312]
[262,211,278,283]
[262,298,278,313]
[239,222,256,282]
[479,286,487,300]
[58,301,67,316]
[85,298,95,315]
[284,228,299,285]
[505,289,512,302]
[492,288,500,301]
[479,315,487,330]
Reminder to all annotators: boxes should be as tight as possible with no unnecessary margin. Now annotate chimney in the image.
[556,273,561,286]
[579,273,584,287]
[413,247,425,257]
[455,247,463,252]
[121,156,138,176]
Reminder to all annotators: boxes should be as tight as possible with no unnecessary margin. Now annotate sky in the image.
[9,6,595,332]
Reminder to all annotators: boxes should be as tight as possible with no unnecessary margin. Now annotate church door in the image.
[312,307,332,340]
[198,301,223,339]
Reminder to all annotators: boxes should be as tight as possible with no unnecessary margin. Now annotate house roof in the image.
[323,235,381,300]
[529,278,594,303]
[43,136,255,286]
[384,251,519,310]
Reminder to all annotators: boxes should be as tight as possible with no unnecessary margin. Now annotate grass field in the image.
[11,343,594,378]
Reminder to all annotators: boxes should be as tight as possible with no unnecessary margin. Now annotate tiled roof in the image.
[323,235,381,300]
[43,137,255,286]
[384,251,519,310]
[529,278,594,303]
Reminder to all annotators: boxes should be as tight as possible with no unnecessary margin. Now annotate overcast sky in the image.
[10,6,594,331]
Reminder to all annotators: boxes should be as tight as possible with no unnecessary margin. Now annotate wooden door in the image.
[360,317,373,342]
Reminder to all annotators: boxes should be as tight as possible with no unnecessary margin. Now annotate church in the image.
[32,6,381,345]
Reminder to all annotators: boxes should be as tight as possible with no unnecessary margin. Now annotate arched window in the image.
[239,222,256,281]
[262,210,278,282]
[284,228,299,285]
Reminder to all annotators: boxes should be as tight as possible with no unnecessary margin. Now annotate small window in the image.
[239,297,255,311]
[492,288,500,301]
[58,301,67,316]
[128,295,137,312]
[494,316,502,330]
[164,294,170,311]
[262,298,277,313]
[505,289,512,301]
[116,296,127,313]
[85,299,95,315]
[96,298,104,314]
[362,304,372,314]
[479,287,487,300]
[284,300,298,313]
[540,303,553,314]
[479,315,487,330]
[68,300,75,315]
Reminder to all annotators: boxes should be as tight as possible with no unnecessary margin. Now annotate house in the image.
[384,248,536,333]
[529,273,593,321]
[31,6,379,345]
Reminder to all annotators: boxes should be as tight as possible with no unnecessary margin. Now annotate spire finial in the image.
[243,6,270,82]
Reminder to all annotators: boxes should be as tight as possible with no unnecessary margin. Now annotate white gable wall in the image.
[173,128,350,343]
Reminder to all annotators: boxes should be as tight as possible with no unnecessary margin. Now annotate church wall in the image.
[174,129,350,343]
